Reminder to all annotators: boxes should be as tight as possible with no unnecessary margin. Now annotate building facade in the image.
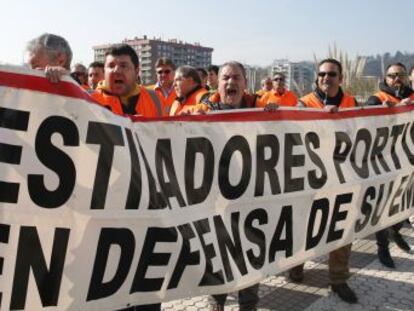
[93,35,213,85]
[243,65,271,93]
[271,59,314,97]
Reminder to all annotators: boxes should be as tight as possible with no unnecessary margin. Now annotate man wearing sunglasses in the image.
[299,58,357,110]
[152,57,177,116]
[366,63,413,269]
[256,72,297,108]
[290,58,359,304]
[366,62,414,106]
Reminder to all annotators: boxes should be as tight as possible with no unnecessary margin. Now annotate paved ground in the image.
[162,223,414,311]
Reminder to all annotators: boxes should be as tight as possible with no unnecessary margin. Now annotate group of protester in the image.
[22,33,414,311]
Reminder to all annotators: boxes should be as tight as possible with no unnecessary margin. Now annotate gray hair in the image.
[219,61,247,80]
[27,33,73,69]
[176,65,202,85]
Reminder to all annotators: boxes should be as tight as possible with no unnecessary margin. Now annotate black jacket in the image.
[366,82,414,106]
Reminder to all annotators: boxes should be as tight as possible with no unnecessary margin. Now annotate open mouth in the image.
[226,88,238,96]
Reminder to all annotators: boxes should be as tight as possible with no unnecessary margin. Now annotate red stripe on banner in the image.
[131,104,414,123]
[0,70,96,103]
[2,68,414,123]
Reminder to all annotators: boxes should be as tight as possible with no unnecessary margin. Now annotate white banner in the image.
[0,65,413,310]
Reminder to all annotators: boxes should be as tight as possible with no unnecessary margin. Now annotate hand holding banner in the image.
[0,65,413,310]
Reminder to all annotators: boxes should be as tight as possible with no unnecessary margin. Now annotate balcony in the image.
[140,59,152,65]
[140,46,152,52]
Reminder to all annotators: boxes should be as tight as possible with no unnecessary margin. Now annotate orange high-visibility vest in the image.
[255,89,267,98]
[374,91,414,104]
[256,90,297,107]
[153,85,177,116]
[170,88,208,116]
[300,92,356,108]
[91,86,162,117]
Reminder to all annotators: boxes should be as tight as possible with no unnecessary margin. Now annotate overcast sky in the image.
[1,0,412,67]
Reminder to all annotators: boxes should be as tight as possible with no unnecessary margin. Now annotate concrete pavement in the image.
[163,224,414,311]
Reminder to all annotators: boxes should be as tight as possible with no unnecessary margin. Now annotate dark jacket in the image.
[366,82,414,106]
[299,87,358,107]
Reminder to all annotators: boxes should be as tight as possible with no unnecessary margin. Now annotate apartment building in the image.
[93,35,213,85]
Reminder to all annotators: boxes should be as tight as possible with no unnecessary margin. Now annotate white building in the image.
[271,59,314,96]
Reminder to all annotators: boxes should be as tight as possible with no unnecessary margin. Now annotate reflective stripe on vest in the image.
[146,88,162,117]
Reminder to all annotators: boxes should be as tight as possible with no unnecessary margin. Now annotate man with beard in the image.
[92,46,162,311]
[290,58,359,304]
[366,62,414,106]
[366,63,413,268]
[91,44,162,117]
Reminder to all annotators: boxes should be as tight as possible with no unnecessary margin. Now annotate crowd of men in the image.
[21,33,414,311]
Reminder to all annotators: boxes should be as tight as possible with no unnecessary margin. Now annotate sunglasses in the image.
[157,69,172,75]
[273,77,285,81]
[386,73,407,79]
[317,71,338,78]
